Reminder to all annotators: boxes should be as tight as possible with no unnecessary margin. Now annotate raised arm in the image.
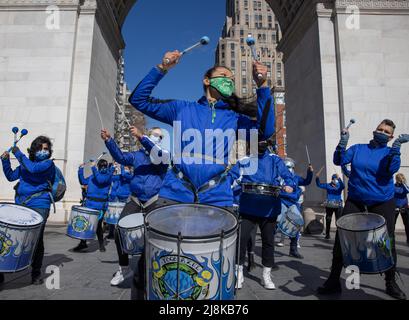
[334,145,356,167]
[315,177,328,190]
[139,135,171,166]
[78,166,89,186]
[1,155,21,182]
[105,138,135,167]
[298,167,313,186]
[13,148,53,173]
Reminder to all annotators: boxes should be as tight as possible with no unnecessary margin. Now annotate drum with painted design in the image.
[145,204,238,300]
[0,203,44,273]
[66,206,100,240]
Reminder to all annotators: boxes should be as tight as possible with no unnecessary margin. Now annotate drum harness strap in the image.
[130,194,159,210]
[171,163,233,203]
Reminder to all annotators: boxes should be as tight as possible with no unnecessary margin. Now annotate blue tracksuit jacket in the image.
[316,177,345,202]
[128,66,275,207]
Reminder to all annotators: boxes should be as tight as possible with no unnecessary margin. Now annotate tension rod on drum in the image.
[176,232,182,301]
[219,230,225,300]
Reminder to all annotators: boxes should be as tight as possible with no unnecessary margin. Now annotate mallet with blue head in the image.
[246,37,263,79]
[164,36,210,65]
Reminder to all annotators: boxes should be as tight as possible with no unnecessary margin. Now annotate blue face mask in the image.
[35,150,50,161]
[373,131,390,146]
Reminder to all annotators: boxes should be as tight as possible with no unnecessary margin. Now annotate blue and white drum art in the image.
[239,183,281,218]
[336,213,394,274]
[0,203,43,273]
[278,205,304,238]
[105,202,125,225]
[145,204,238,301]
[66,206,100,240]
[117,213,144,255]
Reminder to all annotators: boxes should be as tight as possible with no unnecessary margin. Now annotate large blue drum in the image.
[66,206,100,240]
[145,204,238,301]
[336,213,394,274]
[0,203,44,273]
[278,205,304,238]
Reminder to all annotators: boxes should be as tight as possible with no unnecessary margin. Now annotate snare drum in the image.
[239,183,282,218]
[117,213,145,255]
[105,202,125,225]
[323,200,343,209]
[336,213,394,274]
[278,205,304,238]
[145,204,238,300]
[0,203,44,273]
[66,206,100,240]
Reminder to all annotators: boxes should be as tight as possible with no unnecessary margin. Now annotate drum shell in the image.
[324,200,343,209]
[239,192,281,218]
[105,202,125,225]
[278,207,304,238]
[145,228,237,301]
[0,204,43,273]
[66,206,99,240]
[337,213,394,274]
[117,213,144,255]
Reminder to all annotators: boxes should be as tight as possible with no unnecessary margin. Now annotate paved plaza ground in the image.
[1,225,408,300]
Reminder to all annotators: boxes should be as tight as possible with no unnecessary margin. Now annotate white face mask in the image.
[287,167,295,174]
[149,135,162,145]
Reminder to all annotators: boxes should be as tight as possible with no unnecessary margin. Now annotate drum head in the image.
[0,203,43,227]
[337,213,385,232]
[118,213,144,229]
[145,204,238,239]
[72,206,100,216]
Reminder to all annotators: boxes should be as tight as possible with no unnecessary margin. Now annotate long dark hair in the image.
[204,66,257,118]
[28,136,53,161]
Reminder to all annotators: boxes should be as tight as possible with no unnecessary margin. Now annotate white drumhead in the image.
[0,203,43,226]
[118,213,144,229]
[71,206,100,215]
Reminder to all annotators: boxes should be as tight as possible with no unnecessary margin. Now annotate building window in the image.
[242,87,248,94]
[244,0,248,9]
[241,61,246,69]
[231,59,235,68]
[242,77,247,85]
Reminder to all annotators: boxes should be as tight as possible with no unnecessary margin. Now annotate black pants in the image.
[239,214,277,268]
[395,207,409,243]
[325,207,342,236]
[329,198,397,281]
[247,226,257,253]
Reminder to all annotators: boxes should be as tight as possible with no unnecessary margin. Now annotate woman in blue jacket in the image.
[74,159,114,252]
[233,141,295,290]
[394,173,409,244]
[101,126,169,288]
[318,119,409,300]
[277,158,313,259]
[128,50,274,208]
[316,174,345,239]
[1,136,56,285]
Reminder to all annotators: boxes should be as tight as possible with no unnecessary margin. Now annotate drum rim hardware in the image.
[336,212,386,233]
[71,205,100,216]
[241,183,281,197]
[145,204,238,240]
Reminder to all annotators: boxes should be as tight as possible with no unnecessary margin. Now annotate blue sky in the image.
[122,0,227,149]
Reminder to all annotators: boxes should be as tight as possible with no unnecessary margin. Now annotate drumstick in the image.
[316,166,325,177]
[114,99,132,128]
[305,145,311,165]
[94,97,104,129]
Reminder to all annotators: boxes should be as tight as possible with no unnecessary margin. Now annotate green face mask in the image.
[209,77,235,98]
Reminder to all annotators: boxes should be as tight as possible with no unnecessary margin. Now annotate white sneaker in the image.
[276,241,284,247]
[261,267,276,290]
[110,266,131,286]
[297,234,302,248]
[235,265,244,289]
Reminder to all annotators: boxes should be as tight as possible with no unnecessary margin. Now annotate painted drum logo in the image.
[0,232,13,257]
[151,250,214,300]
[72,216,90,233]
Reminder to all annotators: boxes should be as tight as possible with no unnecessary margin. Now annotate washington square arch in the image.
[0,0,408,224]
